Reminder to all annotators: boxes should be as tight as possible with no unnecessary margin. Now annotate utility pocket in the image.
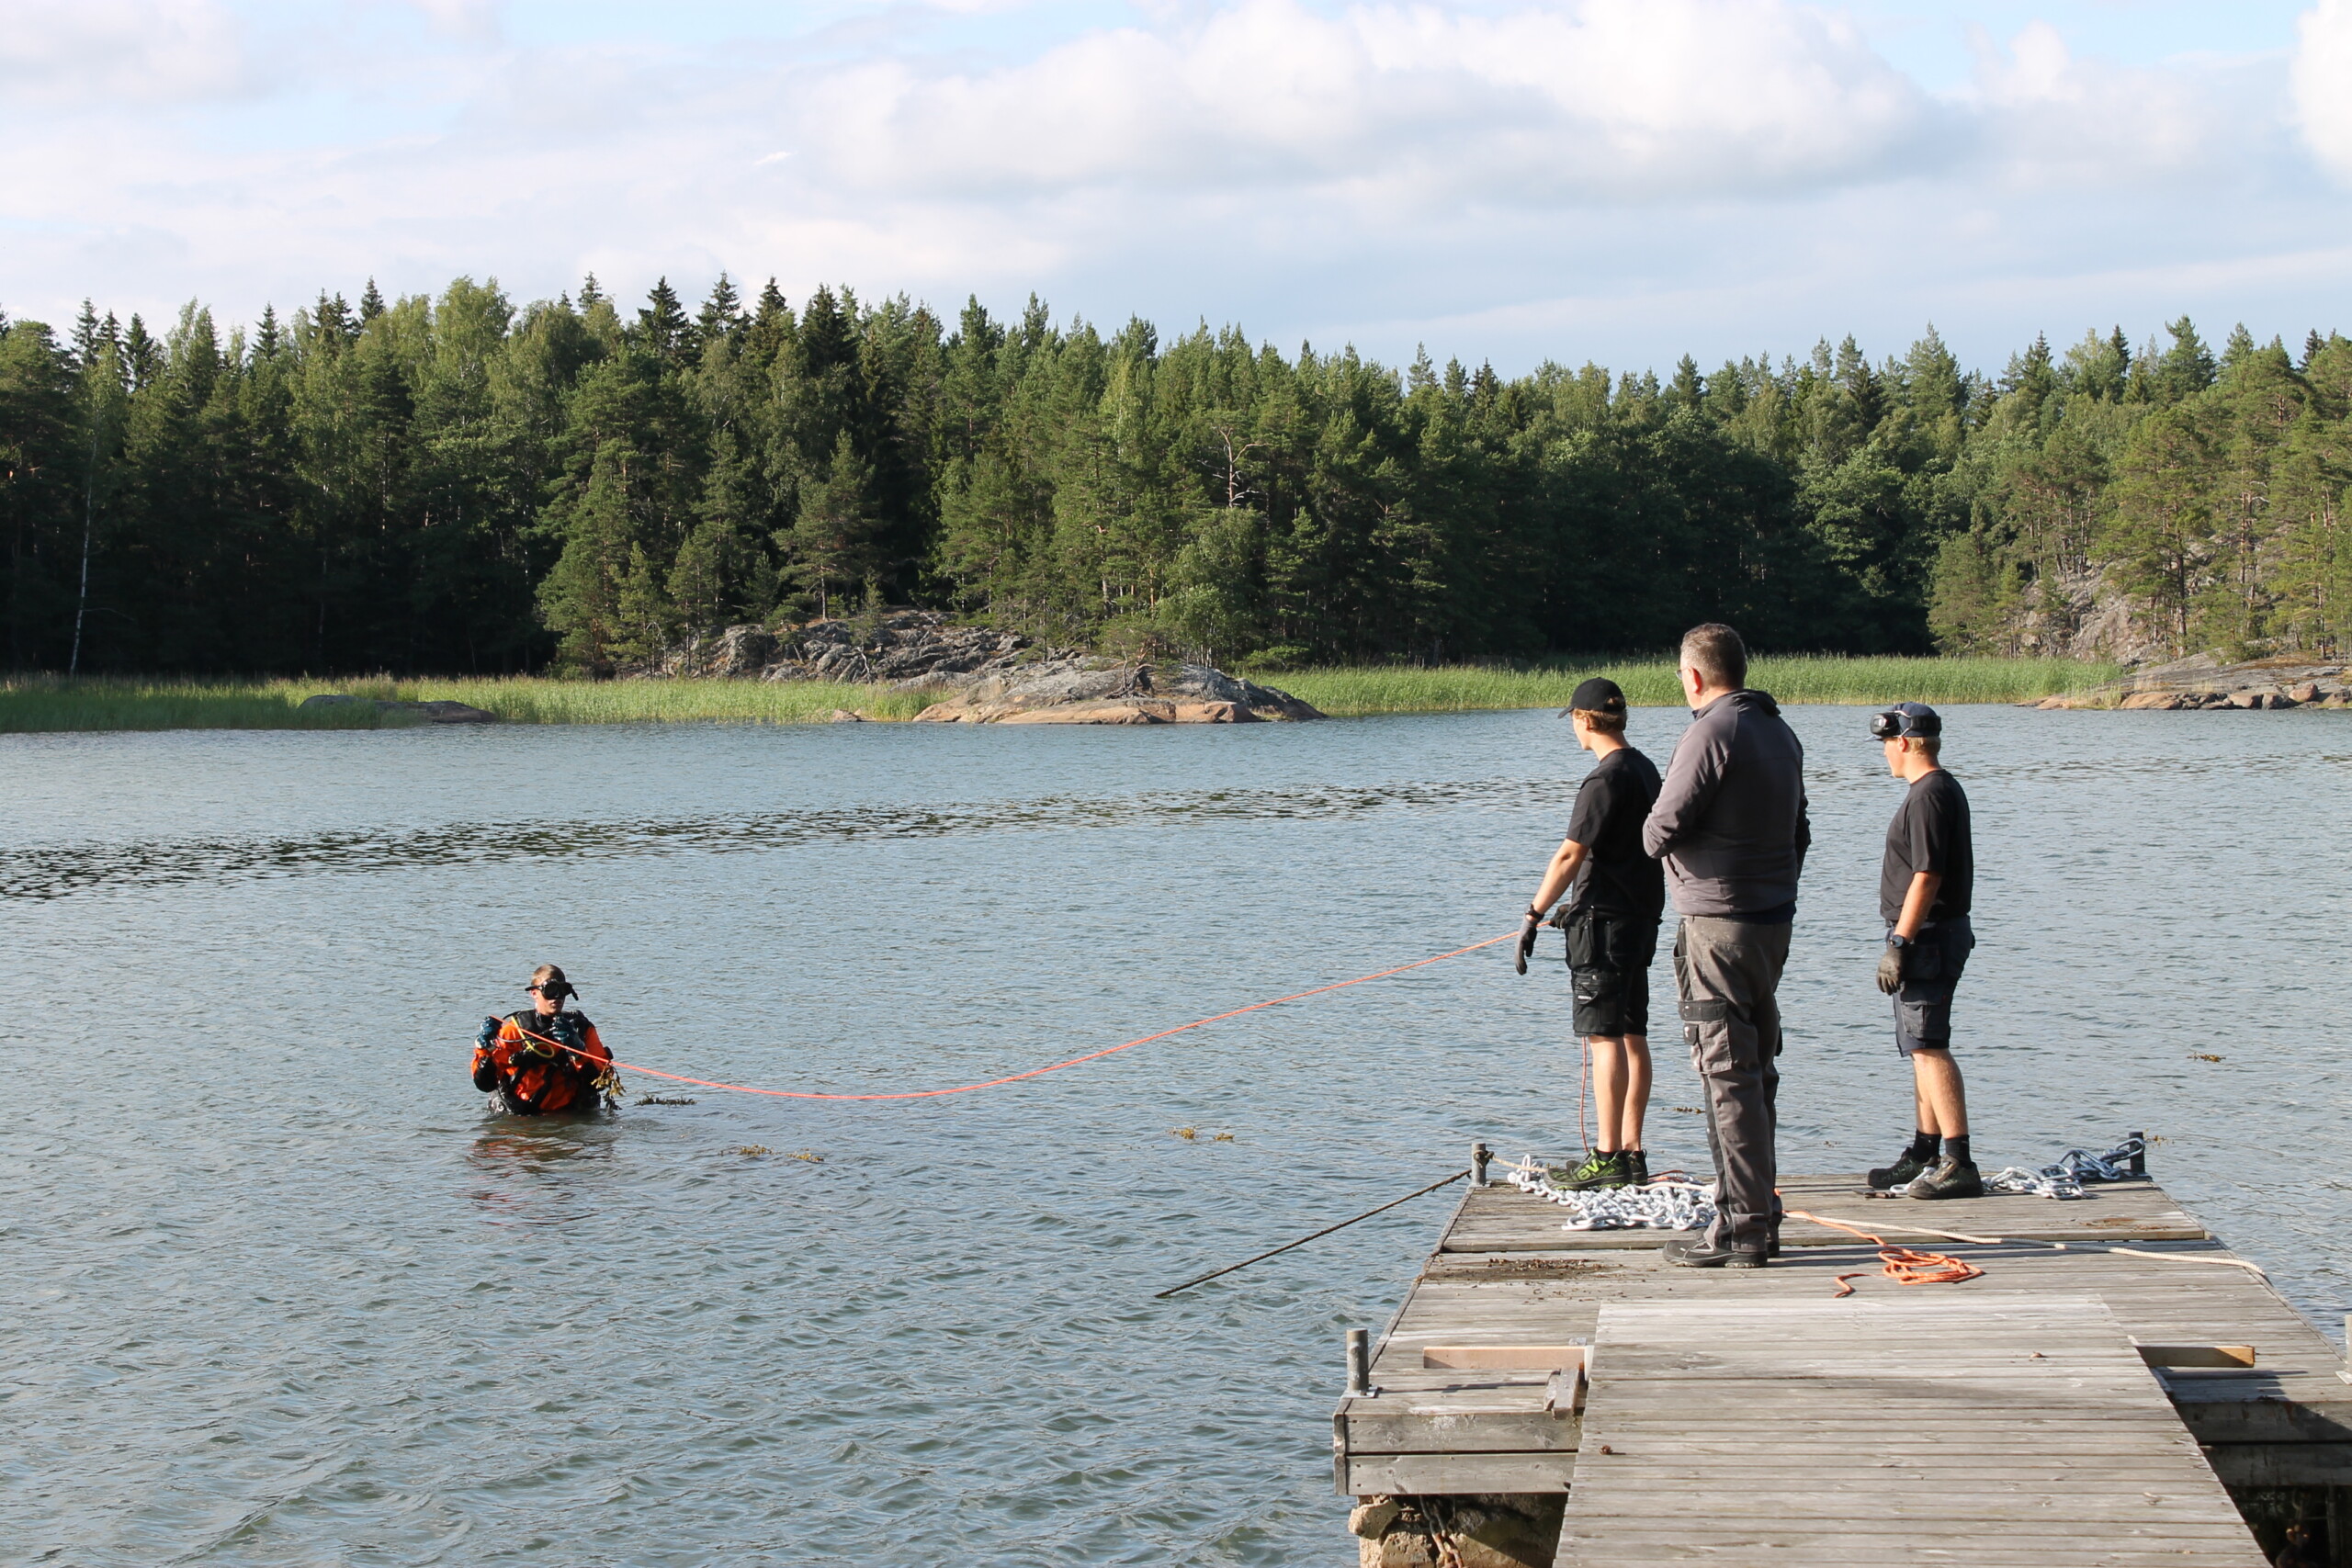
[1679,998,1756,1077]
[1572,965,1622,1009]
[1564,911,1601,971]
[1899,996,1951,1044]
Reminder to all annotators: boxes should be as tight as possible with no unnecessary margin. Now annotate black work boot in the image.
[1551,1150,1630,1191]
[1902,1156,1984,1200]
[1660,1233,1768,1269]
[1869,1147,1934,1191]
[1625,1150,1651,1186]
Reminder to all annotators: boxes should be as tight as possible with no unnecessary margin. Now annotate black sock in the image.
[1943,1134,1972,1165]
[1907,1129,1939,1162]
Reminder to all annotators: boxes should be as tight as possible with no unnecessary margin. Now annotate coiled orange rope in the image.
[501,931,1518,1102]
[1784,1208,1985,1297]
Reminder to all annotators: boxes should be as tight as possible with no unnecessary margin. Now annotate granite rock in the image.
[300,694,497,724]
[910,657,1321,724]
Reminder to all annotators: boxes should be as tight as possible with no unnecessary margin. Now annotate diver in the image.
[472,964,617,1114]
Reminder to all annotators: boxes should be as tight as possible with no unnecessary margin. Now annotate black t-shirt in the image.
[1566,746,1666,921]
[1880,770,1973,924]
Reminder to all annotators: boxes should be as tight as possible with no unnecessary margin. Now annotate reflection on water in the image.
[466,1119,617,1226]
[0,778,1541,901]
[3,707,2346,1566]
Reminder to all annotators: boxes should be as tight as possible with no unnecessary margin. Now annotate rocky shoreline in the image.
[641,610,1323,723]
[2029,651,2350,711]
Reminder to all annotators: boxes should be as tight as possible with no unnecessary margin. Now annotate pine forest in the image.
[1,274,2346,676]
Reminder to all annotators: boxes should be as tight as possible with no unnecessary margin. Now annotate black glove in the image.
[1516,910,1543,975]
[1875,938,1908,995]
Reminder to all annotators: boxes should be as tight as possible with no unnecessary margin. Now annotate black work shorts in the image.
[1893,918,1974,1055]
[1565,908,1660,1039]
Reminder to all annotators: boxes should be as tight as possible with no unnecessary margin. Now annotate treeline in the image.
[0,274,2345,675]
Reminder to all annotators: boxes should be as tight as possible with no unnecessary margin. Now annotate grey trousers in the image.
[1674,916,1792,1250]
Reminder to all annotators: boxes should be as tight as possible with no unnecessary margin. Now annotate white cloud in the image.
[0,0,253,105]
[804,0,1929,203]
[2294,0,2352,179]
[1962,19,2236,187]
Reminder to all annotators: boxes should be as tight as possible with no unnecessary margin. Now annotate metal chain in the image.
[1983,1135,2146,1201]
[1503,1157,1718,1231]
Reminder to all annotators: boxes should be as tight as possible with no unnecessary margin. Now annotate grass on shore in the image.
[0,674,942,733]
[0,656,2121,733]
[1272,656,2122,716]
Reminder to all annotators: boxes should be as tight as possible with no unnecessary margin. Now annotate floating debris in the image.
[736,1145,773,1156]
[786,1150,823,1163]
[1171,1127,1197,1140]
[1212,1133,1234,1143]
[2188,1053,2222,1063]
[1672,1105,1704,1114]
[637,1094,698,1106]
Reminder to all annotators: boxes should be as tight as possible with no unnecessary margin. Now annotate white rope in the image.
[1504,1157,1716,1232]
[1983,1135,2147,1201]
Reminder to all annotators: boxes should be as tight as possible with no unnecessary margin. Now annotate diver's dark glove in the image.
[1875,938,1908,995]
[1515,910,1543,976]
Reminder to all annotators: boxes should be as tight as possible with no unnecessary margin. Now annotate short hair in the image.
[1573,706,1626,736]
[1679,624,1747,691]
[1913,735,1942,759]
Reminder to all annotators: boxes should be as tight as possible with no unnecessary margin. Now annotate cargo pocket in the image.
[1898,996,1951,1044]
[1564,911,1601,971]
[1572,965,1621,1010]
[1679,998,1752,1077]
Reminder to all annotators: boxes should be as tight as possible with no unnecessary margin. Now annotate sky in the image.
[4,0,2350,376]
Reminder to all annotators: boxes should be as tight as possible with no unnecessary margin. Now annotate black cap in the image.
[1869,702,1941,739]
[1568,677,1627,716]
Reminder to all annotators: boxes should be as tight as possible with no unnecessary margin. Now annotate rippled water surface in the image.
[6,706,2347,1565]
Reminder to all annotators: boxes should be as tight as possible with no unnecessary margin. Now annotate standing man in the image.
[1641,624,1809,1268]
[1516,678,1665,1190]
[1866,704,1982,1199]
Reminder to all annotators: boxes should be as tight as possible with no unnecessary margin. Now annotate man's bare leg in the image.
[1910,1047,1968,1137]
[1591,1036,1654,1152]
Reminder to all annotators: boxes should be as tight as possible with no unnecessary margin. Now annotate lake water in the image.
[6,705,2346,1566]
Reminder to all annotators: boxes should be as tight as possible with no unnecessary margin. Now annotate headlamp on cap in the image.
[1870,703,1941,740]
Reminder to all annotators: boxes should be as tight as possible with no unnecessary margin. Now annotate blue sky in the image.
[4,1,2348,376]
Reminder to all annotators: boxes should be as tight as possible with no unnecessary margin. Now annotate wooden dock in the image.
[1335,1165,2352,1566]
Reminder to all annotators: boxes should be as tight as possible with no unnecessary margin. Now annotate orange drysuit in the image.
[472,1010,614,1114]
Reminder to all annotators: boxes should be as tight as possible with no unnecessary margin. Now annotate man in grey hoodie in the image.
[1641,623,1810,1267]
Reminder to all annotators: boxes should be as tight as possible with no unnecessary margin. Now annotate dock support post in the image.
[2131,1130,2147,1175]
[1472,1142,1491,1189]
[1347,1328,1371,1397]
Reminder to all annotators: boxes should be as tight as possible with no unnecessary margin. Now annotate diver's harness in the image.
[482,1010,623,1110]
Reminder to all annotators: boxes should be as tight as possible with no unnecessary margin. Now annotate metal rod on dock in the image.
[1346,1329,1371,1397]
[1472,1141,1490,1189]
[2131,1130,2146,1175]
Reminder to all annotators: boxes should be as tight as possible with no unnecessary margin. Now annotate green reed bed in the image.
[1274,657,2122,717]
[0,675,942,732]
[422,677,941,725]
[2,658,2120,733]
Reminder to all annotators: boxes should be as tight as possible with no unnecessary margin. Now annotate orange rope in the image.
[497,931,1519,1102]
[1785,1208,1985,1297]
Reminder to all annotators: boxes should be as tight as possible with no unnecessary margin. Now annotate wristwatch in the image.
[1886,932,1911,950]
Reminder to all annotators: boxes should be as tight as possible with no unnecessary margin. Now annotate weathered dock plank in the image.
[1336,1168,2352,1565]
[1555,1296,2266,1566]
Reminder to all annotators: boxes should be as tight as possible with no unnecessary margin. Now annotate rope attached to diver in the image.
[1783,1209,1986,1296]
[503,931,1519,1101]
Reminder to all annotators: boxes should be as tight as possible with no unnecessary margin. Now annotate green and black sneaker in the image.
[1868,1148,1934,1191]
[1549,1150,1631,1191]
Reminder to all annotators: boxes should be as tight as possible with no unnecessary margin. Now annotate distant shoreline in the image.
[0,658,2120,733]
